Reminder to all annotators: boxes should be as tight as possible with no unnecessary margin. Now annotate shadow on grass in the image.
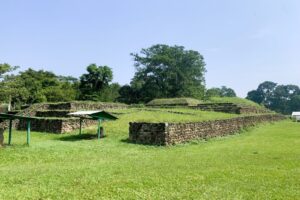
[120,138,165,147]
[58,134,106,142]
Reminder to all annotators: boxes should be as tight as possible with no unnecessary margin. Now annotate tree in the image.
[118,84,141,104]
[0,75,30,109]
[0,68,79,106]
[269,84,300,113]
[130,44,206,102]
[247,81,300,114]
[289,95,300,112]
[19,69,61,103]
[0,63,18,79]
[79,64,113,100]
[95,83,121,102]
[206,86,236,98]
[247,81,277,106]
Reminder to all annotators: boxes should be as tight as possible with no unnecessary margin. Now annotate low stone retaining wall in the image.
[129,114,285,145]
[17,118,97,133]
[191,103,270,114]
[35,110,71,118]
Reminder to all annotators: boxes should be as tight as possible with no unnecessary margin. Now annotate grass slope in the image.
[0,117,299,199]
[147,98,201,106]
[109,108,238,122]
[207,97,263,108]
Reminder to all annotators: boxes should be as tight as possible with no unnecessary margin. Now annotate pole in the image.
[79,118,82,135]
[26,120,30,145]
[8,119,12,145]
[97,119,101,140]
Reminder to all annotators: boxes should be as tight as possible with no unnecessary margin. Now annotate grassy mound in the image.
[109,108,238,123]
[207,97,263,108]
[147,98,201,106]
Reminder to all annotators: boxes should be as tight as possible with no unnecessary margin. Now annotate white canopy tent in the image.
[292,112,300,121]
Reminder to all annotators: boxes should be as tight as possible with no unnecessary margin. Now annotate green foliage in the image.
[247,81,300,114]
[147,97,201,106]
[207,97,263,108]
[117,85,141,104]
[0,63,19,78]
[0,75,30,108]
[0,118,299,199]
[121,108,237,122]
[120,44,206,103]
[206,86,236,98]
[0,104,9,113]
[0,68,79,107]
[79,64,113,100]
[93,83,121,102]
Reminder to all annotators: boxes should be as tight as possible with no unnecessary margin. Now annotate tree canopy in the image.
[0,68,78,108]
[247,81,300,114]
[0,63,18,78]
[119,44,206,103]
[206,86,236,98]
[79,64,119,102]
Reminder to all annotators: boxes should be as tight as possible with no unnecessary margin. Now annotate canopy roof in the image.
[68,110,118,120]
[0,113,36,120]
[292,112,300,116]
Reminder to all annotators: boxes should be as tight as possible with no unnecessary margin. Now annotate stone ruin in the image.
[129,114,285,145]
[1,102,127,134]
[191,103,270,114]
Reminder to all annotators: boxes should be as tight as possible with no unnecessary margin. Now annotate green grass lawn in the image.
[146,97,202,106]
[206,97,264,108]
[0,116,299,199]
[109,108,238,123]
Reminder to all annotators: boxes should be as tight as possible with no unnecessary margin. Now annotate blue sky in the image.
[1,0,300,97]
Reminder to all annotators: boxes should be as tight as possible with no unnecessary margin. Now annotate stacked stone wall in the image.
[17,118,97,133]
[129,114,285,145]
[0,101,126,134]
[191,103,270,114]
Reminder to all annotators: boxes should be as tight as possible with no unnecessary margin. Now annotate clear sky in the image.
[1,0,300,97]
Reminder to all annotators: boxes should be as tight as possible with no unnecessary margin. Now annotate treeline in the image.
[0,44,236,109]
[247,81,300,114]
[1,44,299,114]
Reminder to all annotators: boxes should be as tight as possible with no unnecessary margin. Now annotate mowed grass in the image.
[207,97,263,108]
[109,108,238,123]
[0,109,299,199]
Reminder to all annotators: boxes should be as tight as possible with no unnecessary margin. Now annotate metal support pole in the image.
[27,120,31,145]
[8,119,12,145]
[97,119,101,140]
[79,118,82,135]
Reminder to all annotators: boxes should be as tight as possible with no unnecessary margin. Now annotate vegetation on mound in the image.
[147,98,201,106]
[0,120,298,199]
[109,108,238,123]
[206,97,264,108]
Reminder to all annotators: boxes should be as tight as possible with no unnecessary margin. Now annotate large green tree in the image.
[0,68,78,108]
[206,86,236,98]
[79,64,114,101]
[0,63,18,79]
[128,44,206,103]
[247,81,300,114]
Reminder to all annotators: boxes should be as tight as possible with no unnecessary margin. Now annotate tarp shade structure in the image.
[0,113,35,145]
[68,110,118,139]
[292,112,300,121]
[68,110,118,120]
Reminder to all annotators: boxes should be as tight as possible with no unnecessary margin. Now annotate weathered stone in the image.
[190,103,270,114]
[0,102,127,134]
[0,128,4,147]
[129,114,285,145]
